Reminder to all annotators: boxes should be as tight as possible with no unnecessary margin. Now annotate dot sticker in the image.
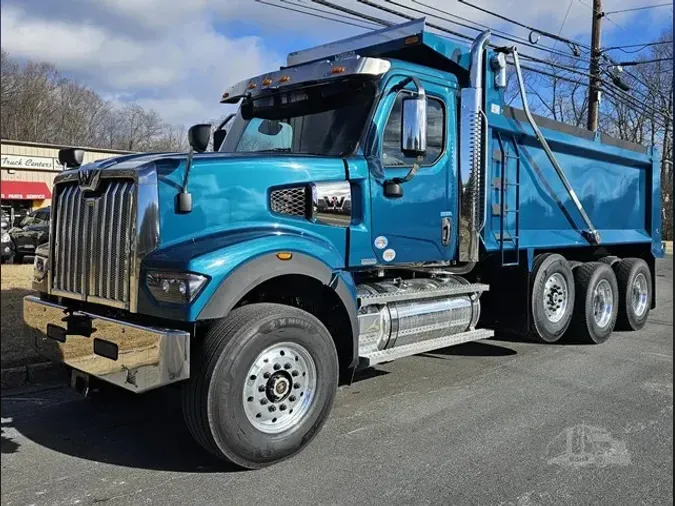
[382,249,396,262]
[374,236,388,249]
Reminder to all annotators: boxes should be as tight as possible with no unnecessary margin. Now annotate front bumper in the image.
[23,296,190,393]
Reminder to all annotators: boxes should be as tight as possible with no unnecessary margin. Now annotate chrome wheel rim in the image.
[593,279,614,328]
[632,273,649,317]
[243,342,317,434]
[543,273,569,323]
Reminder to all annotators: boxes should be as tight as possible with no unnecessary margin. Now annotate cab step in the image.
[358,283,489,307]
[358,328,494,367]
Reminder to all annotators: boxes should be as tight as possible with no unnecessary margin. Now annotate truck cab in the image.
[24,19,663,469]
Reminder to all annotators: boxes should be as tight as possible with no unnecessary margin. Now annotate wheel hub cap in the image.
[243,342,317,434]
[631,273,648,317]
[593,279,614,328]
[543,273,569,323]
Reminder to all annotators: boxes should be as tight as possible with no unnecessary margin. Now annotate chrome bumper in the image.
[23,295,190,393]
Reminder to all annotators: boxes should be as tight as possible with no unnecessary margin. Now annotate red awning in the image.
[1,181,52,200]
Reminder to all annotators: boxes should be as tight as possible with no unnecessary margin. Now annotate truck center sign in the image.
[1,154,60,171]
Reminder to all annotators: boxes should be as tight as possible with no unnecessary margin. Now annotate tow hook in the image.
[70,369,90,397]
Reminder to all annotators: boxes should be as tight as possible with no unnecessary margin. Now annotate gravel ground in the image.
[1,257,672,506]
[0,264,41,369]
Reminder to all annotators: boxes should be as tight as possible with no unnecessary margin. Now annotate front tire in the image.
[568,262,619,344]
[182,303,338,469]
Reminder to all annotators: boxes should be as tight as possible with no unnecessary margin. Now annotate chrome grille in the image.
[270,186,307,217]
[52,179,136,307]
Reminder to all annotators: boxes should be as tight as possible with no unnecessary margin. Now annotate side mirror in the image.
[58,148,85,169]
[400,95,427,158]
[213,129,227,152]
[188,124,211,153]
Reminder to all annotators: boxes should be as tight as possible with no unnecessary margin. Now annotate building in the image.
[1,139,133,224]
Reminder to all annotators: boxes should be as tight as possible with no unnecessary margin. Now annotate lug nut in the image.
[258,385,265,392]
[292,370,299,377]
[289,395,296,402]
[284,363,292,370]
[268,405,276,412]
[263,372,271,379]
[294,382,301,389]
[273,363,281,371]
[260,398,268,405]
[279,404,287,411]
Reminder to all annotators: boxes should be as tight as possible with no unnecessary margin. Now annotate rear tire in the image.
[529,253,575,343]
[614,258,652,331]
[182,303,338,469]
[568,262,619,344]
[13,253,23,264]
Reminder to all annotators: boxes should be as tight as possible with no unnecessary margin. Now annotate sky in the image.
[1,0,672,127]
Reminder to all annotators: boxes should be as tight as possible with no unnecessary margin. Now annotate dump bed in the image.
[483,99,663,259]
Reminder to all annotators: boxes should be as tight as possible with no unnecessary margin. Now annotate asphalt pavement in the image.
[2,258,672,506]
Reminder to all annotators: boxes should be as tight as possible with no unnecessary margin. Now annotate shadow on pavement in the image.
[1,386,243,473]
[423,340,518,358]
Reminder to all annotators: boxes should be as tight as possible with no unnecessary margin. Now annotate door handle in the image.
[441,217,452,246]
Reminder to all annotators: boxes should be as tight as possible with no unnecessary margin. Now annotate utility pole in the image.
[587,0,603,132]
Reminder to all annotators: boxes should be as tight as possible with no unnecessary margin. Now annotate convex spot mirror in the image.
[401,94,428,158]
[188,124,211,153]
[58,148,85,169]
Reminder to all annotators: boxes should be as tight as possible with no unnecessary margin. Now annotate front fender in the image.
[139,231,358,350]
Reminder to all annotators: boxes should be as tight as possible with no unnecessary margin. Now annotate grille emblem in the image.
[324,195,346,210]
[78,168,101,191]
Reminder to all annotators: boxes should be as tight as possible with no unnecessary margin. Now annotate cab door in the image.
[366,75,457,265]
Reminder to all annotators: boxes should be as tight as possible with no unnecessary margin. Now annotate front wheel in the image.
[182,303,338,469]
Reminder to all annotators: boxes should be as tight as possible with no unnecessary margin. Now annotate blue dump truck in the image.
[24,20,664,468]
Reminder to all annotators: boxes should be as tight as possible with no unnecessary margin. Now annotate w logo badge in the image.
[324,195,346,211]
[78,169,101,191]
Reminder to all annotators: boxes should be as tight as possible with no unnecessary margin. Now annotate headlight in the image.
[33,255,47,281]
[145,272,209,304]
[1,232,9,242]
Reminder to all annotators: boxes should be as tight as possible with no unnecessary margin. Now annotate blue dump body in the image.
[486,95,662,258]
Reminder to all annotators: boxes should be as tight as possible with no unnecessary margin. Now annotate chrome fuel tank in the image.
[356,277,481,356]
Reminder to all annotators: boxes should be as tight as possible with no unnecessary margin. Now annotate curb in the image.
[1,362,67,391]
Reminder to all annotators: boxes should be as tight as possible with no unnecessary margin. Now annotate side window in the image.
[382,94,445,167]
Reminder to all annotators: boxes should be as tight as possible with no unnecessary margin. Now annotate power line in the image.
[618,57,673,67]
[605,2,673,15]
[577,0,627,32]
[602,40,673,52]
[459,0,591,49]
[409,0,587,60]
[284,0,381,27]
[255,0,379,30]
[356,0,473,43]
[311,0,396,27]
[552,0,575,51]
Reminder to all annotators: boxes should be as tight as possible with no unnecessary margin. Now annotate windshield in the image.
[222,78,376,156]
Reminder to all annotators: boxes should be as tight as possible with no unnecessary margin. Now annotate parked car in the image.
[9,207,50,263]
[1,229,14,263]
[1,210,10,231]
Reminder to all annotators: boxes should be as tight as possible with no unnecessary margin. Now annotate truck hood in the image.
[92,151,350,250]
